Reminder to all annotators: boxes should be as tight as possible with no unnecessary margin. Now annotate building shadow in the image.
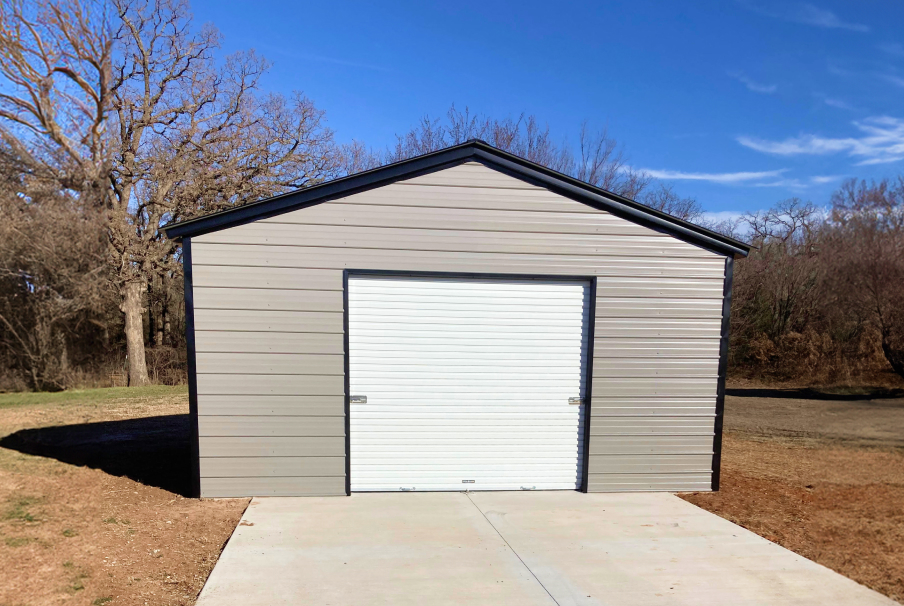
[0,414,193,497]
[726,387,904,401]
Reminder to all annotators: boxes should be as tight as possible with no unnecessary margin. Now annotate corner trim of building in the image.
[712,257,734,491]
[182,237,202,498]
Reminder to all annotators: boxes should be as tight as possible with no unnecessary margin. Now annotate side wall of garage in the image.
[189,161,728,497]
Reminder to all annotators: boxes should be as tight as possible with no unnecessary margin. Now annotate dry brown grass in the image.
[681,434,904,603]
[0,387,248,606]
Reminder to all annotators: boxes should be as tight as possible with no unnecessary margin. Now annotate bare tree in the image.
[735,199,824,340]
[105,0,344,385]
[640,183,704,223]
[830,178,904,378]
[0,0,111,201]
[0,148,112,390]
[0,0,343,387]
[386,106,652,199]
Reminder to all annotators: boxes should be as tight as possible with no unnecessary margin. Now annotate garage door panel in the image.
[349,276,590,492]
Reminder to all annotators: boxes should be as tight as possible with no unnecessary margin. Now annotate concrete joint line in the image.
[464,493,561,606]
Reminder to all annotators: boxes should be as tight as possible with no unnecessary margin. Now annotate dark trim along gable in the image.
[162,140,750,258]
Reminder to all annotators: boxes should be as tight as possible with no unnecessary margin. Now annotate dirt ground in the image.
[0,387,248,606]
[3,385,903,604]
[681,386,904,603]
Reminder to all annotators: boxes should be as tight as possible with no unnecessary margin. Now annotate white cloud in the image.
[741,2,869,32]
[639,168,787,184]
[809,175,843,184]
[790,3,869,31]
[879,42,904,58]
[821,96,855,111]
[703,210,747,223]
[728,71,777,94]
[880,73,904,88]
[752,175,843,189]
[737,116,904,166]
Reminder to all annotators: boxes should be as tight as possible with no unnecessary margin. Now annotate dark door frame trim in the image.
[342,268,597,494]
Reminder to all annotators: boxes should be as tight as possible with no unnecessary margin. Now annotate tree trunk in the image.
[147,277,156,346]
[121,280,150,386]
[163,300,171,347]
[881,334,904,380]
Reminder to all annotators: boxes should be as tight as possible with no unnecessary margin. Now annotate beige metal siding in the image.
[191,161,725,496]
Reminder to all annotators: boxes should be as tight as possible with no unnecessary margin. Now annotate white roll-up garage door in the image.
[348,275,590,492]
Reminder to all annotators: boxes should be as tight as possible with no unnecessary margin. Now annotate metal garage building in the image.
[164,140,750,498]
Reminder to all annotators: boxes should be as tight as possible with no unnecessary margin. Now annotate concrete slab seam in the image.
[464,492,561,606]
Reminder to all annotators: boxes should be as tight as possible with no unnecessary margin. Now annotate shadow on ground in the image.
[0,414,194,497]
[727,387,904,401]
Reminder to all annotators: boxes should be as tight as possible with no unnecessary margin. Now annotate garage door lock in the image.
[568,397,583,405]
[350,395,367,404]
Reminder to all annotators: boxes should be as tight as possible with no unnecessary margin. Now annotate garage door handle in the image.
[350,395,367,404]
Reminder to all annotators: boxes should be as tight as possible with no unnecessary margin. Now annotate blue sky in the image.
[191,0,904,218]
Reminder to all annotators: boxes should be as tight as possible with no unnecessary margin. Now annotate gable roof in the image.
[162,140,750,258]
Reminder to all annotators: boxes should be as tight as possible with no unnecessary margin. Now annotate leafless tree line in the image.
[0,0,901,390]
[729,179,904,383]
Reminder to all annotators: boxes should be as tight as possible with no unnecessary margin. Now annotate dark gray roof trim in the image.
[162,140,750,258]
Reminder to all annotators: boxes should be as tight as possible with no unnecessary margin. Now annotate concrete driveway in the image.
[197,492,896,606]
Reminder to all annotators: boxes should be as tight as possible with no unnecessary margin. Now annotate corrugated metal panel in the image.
[193,287,342,312]
[588,454,714,473]
[195,352,344,375]
[592,358,719,378]
[588,436,714,455]
[398,162,543,190]
[197,416,345,437]
[590,416,716,435]
[200,476,345,497]
[197,224,722,261]
[189,161,727,496]
[199,437,344,457]
[348,276,589,492]
[589,378,719,397]
[200,457,345,477]
[193,309,344,333]
[591,340,721,358]
[263,205,684,238]
[191,266,343,290]
[191,243,724,277]
[195,332,344,354]
[586,474,712,492]
[197,395,344,416]
[595,298,723,318]
[196,374,344,396]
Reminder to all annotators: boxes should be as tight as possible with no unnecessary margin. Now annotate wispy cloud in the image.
[816,94,856,111]
[879,73,904,88]
[728,71,777,94]
[740,2,869,32]
[823,98,854,110]
[737,116,904,166]
[637,165,841,191]
[704,210,746,222]
[639,168,787,184]
[810,175,843,184]
[879,42,904,58]
[753,175,843,189]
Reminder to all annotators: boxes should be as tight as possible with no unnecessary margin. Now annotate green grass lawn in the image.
[0,385,188,409]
